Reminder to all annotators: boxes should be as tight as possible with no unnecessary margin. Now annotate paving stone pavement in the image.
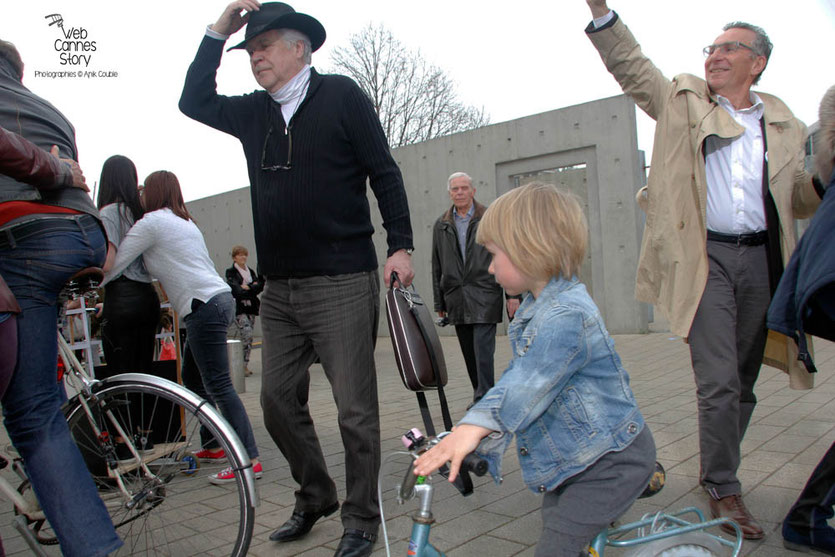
[0,332,833,556]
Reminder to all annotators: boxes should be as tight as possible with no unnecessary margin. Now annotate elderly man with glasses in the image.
[582,0,824,539]
[179,2,414,555]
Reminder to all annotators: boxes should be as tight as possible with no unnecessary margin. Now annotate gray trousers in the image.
[536,427,656,557]
[260,271,381,533]
[454,323,496,402]
[688,240,771,499]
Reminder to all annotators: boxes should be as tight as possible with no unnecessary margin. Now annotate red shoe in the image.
[209,461,262,485]
[194,448,226,461]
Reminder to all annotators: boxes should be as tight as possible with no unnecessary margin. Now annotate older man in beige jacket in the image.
[584,0,824,540]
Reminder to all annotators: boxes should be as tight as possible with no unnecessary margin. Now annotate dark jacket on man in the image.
[432,201,503,324]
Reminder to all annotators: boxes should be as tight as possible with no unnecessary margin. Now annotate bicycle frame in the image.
[405,479,444,557]
[387,428,742,557]
[386,429,487,557]
[587,507,743,556]
[57,334,259,507]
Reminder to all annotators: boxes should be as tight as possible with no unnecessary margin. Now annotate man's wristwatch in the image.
[405,248,414,256]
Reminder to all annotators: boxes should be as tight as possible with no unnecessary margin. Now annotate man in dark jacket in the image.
[179,3,414,555]
[432,172,519,406]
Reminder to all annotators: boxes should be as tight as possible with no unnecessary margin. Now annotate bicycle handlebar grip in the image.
[461,453,488,477]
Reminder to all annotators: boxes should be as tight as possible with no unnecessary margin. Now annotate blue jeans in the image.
[182,292,259,459]
[0,214,122,557]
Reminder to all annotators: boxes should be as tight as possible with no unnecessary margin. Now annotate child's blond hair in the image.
[477,182,587,281]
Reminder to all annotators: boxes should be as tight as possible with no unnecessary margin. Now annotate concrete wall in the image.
[187,94,650,335]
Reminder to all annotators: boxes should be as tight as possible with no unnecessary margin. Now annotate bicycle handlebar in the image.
[398,429,488,500]
[461,452,488,477]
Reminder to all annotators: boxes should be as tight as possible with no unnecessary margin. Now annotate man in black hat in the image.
[179,2,414,555]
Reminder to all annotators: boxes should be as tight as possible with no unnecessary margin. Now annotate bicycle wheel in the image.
[64,374,255,556]
[622,531,723,556]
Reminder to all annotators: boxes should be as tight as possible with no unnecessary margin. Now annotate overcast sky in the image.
[8,1,835,202]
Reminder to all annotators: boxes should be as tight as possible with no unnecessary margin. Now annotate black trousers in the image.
[454,323,496,402]
[785,442,835,532]
[260,272,381,533]
[101,278,160,374]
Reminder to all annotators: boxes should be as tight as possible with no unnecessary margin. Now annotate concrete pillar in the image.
[227,339,245,393]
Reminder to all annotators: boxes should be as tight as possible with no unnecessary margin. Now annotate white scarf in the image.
[270,64,311,130]
[235,263,252,285]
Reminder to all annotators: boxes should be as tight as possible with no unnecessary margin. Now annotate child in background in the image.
[414,183,656,556]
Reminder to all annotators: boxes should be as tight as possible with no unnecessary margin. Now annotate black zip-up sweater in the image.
[179,35,413,277]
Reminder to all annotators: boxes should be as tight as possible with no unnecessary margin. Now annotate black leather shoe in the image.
[333,528,376,557]
[269,501,339,542]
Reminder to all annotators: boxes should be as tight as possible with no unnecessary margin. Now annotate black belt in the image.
[707,230,768,246]
[0,214,97,250]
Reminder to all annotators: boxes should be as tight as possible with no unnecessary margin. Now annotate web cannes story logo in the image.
[44,13,96,67]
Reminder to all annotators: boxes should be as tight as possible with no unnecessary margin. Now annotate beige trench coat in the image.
[587,16,821,388]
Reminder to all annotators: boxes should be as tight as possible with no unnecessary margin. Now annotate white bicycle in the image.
[2,267,258,556]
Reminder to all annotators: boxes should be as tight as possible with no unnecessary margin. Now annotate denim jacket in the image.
[461,276,645,494]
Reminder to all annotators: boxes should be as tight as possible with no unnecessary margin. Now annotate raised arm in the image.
[583,1,673,121]
[178,2,261,137]
[586,0,611,19]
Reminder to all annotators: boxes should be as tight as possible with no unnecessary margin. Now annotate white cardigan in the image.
[105,208,229,317]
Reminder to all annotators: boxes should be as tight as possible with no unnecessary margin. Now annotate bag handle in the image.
[390,270,402,290]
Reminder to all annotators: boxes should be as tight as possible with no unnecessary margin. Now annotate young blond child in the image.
[414,183,656,556]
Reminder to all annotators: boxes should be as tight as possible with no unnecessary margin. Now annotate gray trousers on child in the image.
[536,427,655,557]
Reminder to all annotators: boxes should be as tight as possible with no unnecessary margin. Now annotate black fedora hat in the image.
[227,2,326,53]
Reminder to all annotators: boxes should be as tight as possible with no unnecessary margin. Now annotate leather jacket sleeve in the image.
[0,125,71,189]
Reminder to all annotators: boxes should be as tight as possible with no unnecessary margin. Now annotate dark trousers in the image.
[454,323,496,402]
[260,271,381,533]
[101,278,160,374]
[785,441,835,533]
[536,427,656,557]
[688,240,771,498]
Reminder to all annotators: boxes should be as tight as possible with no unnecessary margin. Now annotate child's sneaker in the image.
[209,462,262,485]
[194,448,226,462]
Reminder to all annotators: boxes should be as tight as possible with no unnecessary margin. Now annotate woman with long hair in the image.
[98,155,160,373]
[104,170,261,483]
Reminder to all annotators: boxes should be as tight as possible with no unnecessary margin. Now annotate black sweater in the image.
[179,36,413,277]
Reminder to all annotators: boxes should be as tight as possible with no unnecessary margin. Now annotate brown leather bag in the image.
[385,273,447,391]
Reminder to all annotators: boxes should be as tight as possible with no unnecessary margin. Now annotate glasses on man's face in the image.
[261,125,293,171]
[703,41,755,58]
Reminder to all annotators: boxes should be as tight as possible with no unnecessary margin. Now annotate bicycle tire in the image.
[63,374,256,556]
[622,531,723,556]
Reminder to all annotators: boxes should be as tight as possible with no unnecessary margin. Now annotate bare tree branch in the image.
[328,23,489,148]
